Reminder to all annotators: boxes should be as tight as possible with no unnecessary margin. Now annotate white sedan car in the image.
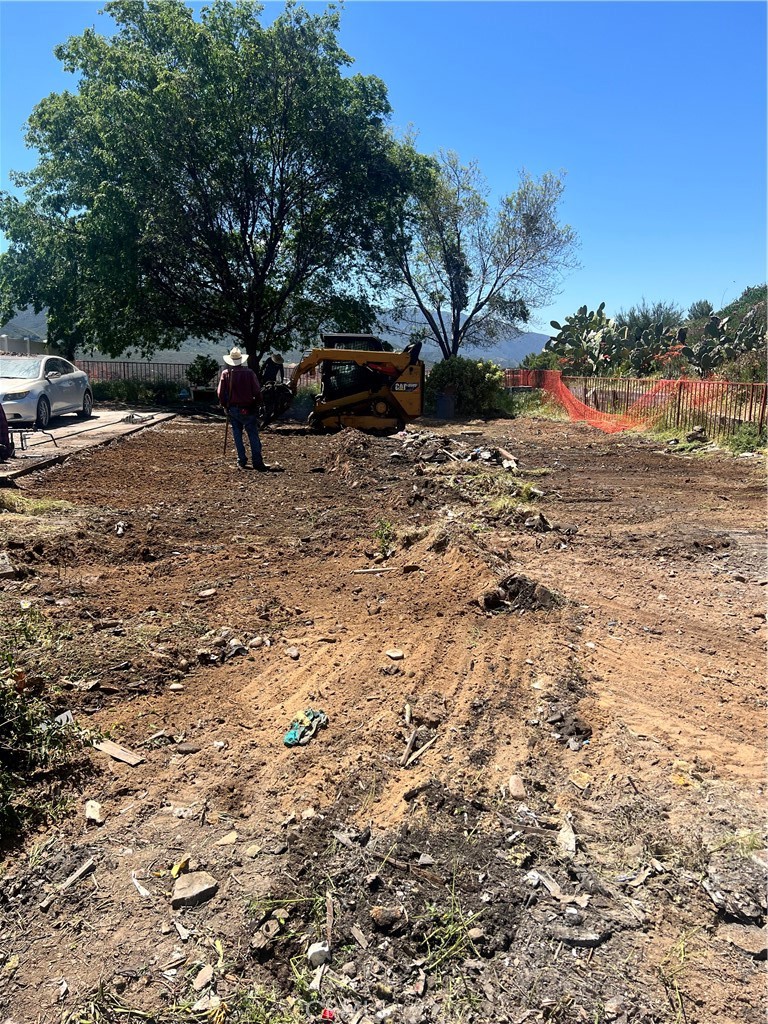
[0,355,93,430]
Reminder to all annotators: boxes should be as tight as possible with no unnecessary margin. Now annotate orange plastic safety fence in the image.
[538,371,742,435]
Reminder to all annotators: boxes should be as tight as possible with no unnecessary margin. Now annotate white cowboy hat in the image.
[270,353,284,364]
[223,346,248,367]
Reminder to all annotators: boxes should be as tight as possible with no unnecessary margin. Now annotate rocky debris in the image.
[524,512,554,532]
[716,922,768,958]
[702,851,767,923]
[544,702,593,748]
[370,904,408,934]
[686,425,708,443]
[477,573,562,613]
[195,625,270,664]
[84,800,105,825]
[170,871,218,909]
[0,551,17,579]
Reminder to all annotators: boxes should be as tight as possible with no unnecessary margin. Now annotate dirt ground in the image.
[0,410,765,1024]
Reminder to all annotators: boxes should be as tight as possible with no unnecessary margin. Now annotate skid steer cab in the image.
[261,334,424,434]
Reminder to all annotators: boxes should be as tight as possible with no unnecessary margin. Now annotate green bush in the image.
[91,379,182,405]
[186,354,220,387]
[288,383,319,421]
[425,357,506,417]
[0,606,91,837]
[715,349,767,383]
[723,423,767,455]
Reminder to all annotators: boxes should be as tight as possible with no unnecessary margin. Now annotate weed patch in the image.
[373,517,396,557]
[722,423,767,455]
[0,675,90,838]
[0,493,75,516]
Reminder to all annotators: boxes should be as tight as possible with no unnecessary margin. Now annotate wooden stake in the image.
[400,728,418,767]
[405,734,437,768]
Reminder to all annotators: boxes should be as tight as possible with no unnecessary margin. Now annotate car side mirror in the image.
[46,371,61,379]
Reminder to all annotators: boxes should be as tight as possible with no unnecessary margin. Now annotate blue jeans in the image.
[228,408,263,466]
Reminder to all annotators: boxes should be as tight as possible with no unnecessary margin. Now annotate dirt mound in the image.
[325,427,374,477]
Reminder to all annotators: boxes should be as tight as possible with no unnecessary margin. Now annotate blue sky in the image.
[1,0,765,337]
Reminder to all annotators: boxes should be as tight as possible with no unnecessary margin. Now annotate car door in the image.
[56,358,83,413]
[41,357,66,414]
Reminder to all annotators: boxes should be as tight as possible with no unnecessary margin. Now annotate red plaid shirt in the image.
[217,366,262,411]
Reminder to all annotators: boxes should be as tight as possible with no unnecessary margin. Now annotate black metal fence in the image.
[561,375,766,438]
[77,360,192,383]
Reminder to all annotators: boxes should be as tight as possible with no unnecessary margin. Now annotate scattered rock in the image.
[84,800,105,825]
[192,964,214,991]
[386,649,404,660]
[307,941,330,967]
[214,831,238,846]
[171,871,218,909]
[507,774,526,800]
[717,922,768,958]
[550,926,610,947]
[285,646,300,660]
[370,905,408,933]
[604,996,625,1021]
[0,552,17,579]
[191,994,221,1013]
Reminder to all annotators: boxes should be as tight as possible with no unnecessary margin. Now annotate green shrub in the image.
[288,383,319,421]
[715,349,767,383]
[723,423,767,455]
[91,379,182,405]
[425,357,506,417]
[186,354,220,387]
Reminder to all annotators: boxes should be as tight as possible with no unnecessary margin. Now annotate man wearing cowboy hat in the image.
[259,352,285,385]
[217,346,268,471]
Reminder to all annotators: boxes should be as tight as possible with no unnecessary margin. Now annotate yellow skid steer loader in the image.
[260,334,424,433]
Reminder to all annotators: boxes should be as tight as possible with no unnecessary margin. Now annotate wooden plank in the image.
[94,739,145,766]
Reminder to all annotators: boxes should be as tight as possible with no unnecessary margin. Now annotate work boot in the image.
[253,461,269,472]
[237,461,251,471]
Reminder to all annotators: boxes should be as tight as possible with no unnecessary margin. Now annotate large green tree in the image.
[0,0,404,360]
[382,148,578,361]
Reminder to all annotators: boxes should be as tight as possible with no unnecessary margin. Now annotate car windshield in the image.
[0,357,42,380]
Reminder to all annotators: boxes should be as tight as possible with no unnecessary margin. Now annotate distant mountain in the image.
[448,332,549,367]
[0,307,48,341]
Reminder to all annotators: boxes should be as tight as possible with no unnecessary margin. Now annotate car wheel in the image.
[35,396,51,430]
[77,391,93,419]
